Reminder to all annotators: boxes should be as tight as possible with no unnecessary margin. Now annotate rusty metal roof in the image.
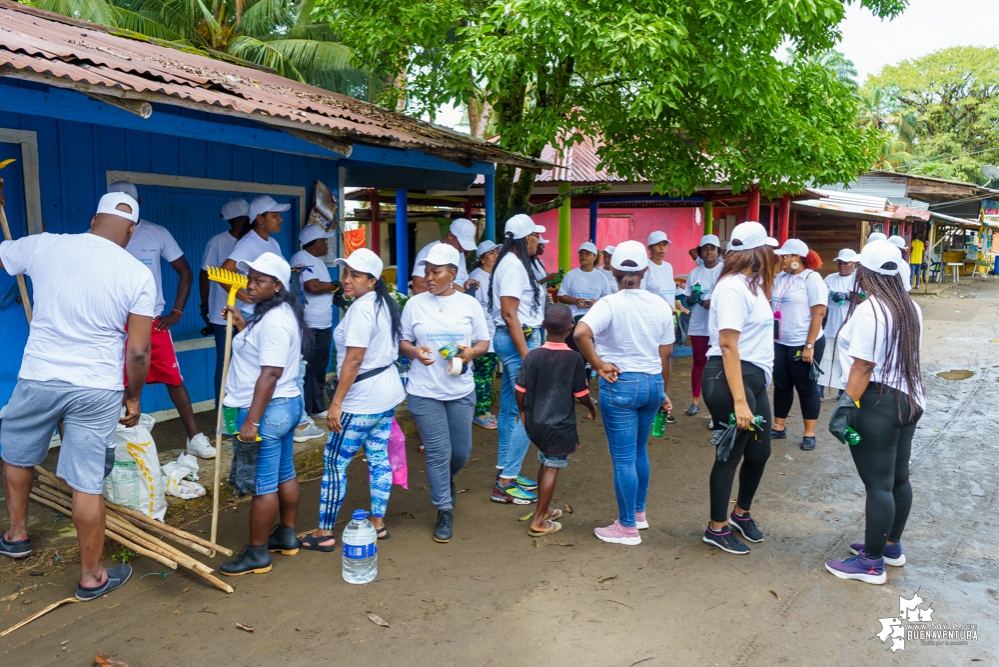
[0,1,549,170]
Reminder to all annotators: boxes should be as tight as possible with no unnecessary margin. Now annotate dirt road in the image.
[1,278,997,666]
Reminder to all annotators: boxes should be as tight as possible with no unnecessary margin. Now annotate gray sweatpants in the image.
[408,390,475,510]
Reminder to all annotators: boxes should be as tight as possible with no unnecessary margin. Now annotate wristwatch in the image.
[805,342,814,349]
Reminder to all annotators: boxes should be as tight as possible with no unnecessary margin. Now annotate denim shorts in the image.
[236,395,303,496]
[537,450,569,469]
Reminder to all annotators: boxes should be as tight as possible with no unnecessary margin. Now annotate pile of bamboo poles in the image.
[29,466,234,594]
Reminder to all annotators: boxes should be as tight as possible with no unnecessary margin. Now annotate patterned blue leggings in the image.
[319,409,395,530]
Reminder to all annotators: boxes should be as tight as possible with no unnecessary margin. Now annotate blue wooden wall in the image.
[0,99,342,413]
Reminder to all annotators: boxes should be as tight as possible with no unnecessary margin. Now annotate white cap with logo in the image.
[887,235,907,250]
[775,238,809,256]
[611,240,650,271]
[221,198,249,220]
[249,194,291,220]
[647,230,670,246]
[97,192,139,223]
[333,247,384,280]
[602,244,616,254]
[415,242,461,273]
[504,214,546,240]
[449,218,478,252]
[476,240,498,255]
[728,221,778,251]
[300,224,336,246]
[237,252,291,287]
[699,234,721,248]
[578,241,598,255]
[108,180,139,201]
[857,239,903,276]
[835,248,858,263]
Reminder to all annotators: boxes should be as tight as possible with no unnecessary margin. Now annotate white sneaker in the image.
[294,418,325,442]
[311,411,328,419]
[186,433,216,459]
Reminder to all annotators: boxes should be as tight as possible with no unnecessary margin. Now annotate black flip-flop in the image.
[76,563,131,601]
[300,534,338,552]
[376,527,390,540]
[0,533,31,558]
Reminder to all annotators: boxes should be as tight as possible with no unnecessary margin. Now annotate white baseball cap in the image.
[237,252,291,287]
[857,239,903,276]
[97,192,139,223]
[415,242,461,273]
[476,240,498,255]
[602,245,616,254]
[578,241,598,255]
[220,198,249,220]
[504,214,546,240]
[611,240,649,271]
[538,237,550,245]
[867,232,887,243]
[333,247,384,280]
[835,248,857,263]
[449,218,477,252]
[300,224,336,246]
[108,180,139,201]
[728,221,778,251]
[699,234,721,248]
[249,194,291,220]
[887,235,907,249]
[775,238,809,256]
[647,230,670,246]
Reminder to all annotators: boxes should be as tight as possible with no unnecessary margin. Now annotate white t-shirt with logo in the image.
[401,291,490,400]
[412,241,469,287]
[823,272,856,339]
[837,296,924,407]
[707,274,775,382]
[223,302,302,408]
[468,267,496,352]
[227,230,283,313]
[333,291,405,415]
[1,233,156,391]
[646,259,676,309]
[489,253,544,328]
[201,230,240,326]
[684,262,723,337]
[125,220,184,316]
[558,267,609,317]
[771,270,829,346]
[290,249,333,330]
[580,289,675,375]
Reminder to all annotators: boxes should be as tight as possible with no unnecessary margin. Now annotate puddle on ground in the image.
[937,369,975,381]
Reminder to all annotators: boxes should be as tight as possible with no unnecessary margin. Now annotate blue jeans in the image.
[598,372,664,527]
[493,326,541,478]
[236,396,303,496]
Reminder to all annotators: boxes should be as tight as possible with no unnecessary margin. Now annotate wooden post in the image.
[747,187,760,223]
[778,195,791,244]
[559,182,572,272]
[703,201,713,234]
[395,190,408,294]
[369,190,380,258]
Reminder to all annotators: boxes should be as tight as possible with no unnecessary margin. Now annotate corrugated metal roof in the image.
[0,1,548,170]
[795,188,931,221]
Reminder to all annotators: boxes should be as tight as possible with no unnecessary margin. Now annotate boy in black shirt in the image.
[516,304,595,537]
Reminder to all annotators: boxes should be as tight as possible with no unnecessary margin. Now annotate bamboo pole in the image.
[0,598,78,638]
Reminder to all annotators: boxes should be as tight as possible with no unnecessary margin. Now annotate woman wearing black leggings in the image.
[825,239,924,585]
[771,239,828,451]
[700,222,780,555]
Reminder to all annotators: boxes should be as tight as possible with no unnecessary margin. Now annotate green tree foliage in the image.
[318,0,898,222]
[868,46,999,183]
[30,0,375,99]
[856,84,918,169]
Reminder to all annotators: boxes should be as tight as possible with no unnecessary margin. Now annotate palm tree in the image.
[31,0,375,99]
[857,85,918,146]
[871,135,913,170]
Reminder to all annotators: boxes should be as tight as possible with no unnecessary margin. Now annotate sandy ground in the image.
[1,277,997,666]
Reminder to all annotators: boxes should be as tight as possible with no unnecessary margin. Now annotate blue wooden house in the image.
[0,2,544,414]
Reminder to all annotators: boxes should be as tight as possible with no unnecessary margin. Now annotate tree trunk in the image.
[468,96,492,139]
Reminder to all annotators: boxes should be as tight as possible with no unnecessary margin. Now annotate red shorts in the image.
[124,326,184,386]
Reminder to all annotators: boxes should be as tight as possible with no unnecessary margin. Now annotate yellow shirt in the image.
[909,239,924,265]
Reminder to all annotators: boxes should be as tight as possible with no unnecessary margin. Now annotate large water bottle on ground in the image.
[342,509,378,584]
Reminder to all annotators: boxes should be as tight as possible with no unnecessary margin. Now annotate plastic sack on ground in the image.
[388,418,408,489]
[162,452,206,499]
[103,414,166,521]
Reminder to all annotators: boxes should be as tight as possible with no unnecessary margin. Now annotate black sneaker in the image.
[728,512,764,543]
[702,527,750,554]
[771,427,787,440]
[666,413,677,424]
[267,525,300,555]
[76,563,132,601]
[433,509,453,543]
[220,545,273,576]
[0,533,31,558]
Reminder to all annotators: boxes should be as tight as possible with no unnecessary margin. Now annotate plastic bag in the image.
[103,414,166,521]
[388,418,408,489]
[162,452,206,499]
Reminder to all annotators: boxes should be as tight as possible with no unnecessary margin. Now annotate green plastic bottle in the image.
[652,407,667,437]
[844,427,861,446]
[728,412,764,429]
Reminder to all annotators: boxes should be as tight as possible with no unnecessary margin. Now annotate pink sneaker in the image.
[594,520,641,545]
[635,512,649,530]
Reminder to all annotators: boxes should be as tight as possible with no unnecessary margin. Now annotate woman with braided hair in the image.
[487,214,546,504]
[825,240,924,585]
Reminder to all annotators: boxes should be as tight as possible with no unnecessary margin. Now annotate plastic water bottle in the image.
[652,407,667,437]
[844,427,862,446]
[341,509,378,584]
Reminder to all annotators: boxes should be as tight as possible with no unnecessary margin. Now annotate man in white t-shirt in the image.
[0,192,155,599]
[200,198,250,408]
[110,182,213,459]
[412,218,478,294]
[290,224,339,418]
[646,230,677,311]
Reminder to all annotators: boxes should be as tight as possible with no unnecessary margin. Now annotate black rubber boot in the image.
[220,545,272,576]
[433,510,453,543]
[267,526,300,556]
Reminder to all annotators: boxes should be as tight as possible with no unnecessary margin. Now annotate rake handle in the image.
[0,179,32,322]
[211,307,236,546]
